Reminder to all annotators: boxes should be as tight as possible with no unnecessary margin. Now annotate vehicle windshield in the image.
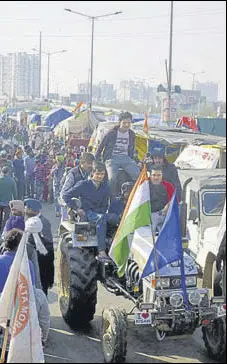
[202,191,226,216]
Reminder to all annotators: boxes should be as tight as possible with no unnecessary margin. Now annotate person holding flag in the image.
[109,165,151,277]
[0,217,50,363]
[149,164,176,233]
[140,190,189,306]
[0,229,36,293]
[109,164,188,307]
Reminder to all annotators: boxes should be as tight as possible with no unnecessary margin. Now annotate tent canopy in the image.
[30,113,41,124]
[44,108,73,130]
[53,112,92,138]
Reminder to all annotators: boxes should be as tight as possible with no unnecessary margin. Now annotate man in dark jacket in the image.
[62,161,112,261]
[146,145,182,200]
[60,152,95,220]
[60,152,95,195]
[95,112,140,196]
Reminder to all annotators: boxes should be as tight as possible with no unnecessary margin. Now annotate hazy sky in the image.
[0,1,226,99]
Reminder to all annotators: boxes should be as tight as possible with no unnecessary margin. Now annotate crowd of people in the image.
[0,110,184,359]
[0,117,89,360]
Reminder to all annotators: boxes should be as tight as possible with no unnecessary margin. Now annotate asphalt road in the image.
[43,203,218,364]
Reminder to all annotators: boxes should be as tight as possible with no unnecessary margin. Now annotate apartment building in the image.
[0,52,40,100]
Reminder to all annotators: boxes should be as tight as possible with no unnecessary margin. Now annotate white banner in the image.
[0,217,45,363]
[7,247,44,363]
[175,145,220,169]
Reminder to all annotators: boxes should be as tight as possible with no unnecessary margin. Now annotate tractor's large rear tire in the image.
[102,307,127,363]
[202,317,226,361]
[57,235,98,328]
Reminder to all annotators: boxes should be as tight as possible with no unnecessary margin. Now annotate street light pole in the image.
[182,70,205,90]
[89,17,95,111]
[39,31,42,98]
[47,53,50,100]
[64,8,122,112]
[182,70,205,116]
[32,48,66,100]
[168,0,174,123]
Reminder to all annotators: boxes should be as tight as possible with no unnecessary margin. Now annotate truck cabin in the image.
[178,169,226,236]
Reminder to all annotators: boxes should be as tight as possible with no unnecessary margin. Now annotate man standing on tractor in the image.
[95,111,140,196]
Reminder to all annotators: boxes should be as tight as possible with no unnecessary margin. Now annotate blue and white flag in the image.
[141,191,188,304]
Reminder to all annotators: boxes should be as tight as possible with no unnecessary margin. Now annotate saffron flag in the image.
[141,191,188,304]
[0,231,44,362]
[143,112,149,133]
[72,101,83,113]
[109,166,152,277]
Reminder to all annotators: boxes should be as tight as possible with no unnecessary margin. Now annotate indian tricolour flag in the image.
[109,165,152,277]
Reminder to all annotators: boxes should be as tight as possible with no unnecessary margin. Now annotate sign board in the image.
[175,145,220,169]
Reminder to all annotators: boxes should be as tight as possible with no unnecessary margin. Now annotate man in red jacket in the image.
[149,164,175,233]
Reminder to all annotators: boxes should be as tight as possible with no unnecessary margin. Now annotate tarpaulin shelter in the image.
[53,112,93,139]
[197,118,226,137]
[44,108,73,130]
[30,113,41,125]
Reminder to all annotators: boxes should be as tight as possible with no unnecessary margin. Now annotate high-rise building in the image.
[0,54,13,97]
[98,81,116,103]
[117,79,157,105]
[77,81,116,104]
[195,82,218,103]
[0,52,40,100]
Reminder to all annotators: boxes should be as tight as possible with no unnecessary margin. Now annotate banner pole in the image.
[0,320,10,363]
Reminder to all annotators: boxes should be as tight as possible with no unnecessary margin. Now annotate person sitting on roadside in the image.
[95,111,140,196]
[149,164,176,233]
[62,161,112,261]
[146,145,182,200]
[24,199,54,296]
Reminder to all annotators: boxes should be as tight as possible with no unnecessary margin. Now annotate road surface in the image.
[43,203,218,364]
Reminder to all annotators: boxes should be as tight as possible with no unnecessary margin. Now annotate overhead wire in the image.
[0,8,224,23]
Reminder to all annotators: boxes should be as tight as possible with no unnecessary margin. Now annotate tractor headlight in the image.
[156,278,170,289]
[188,290,202,306]
[170,293,183,308]
[185,276,197,287]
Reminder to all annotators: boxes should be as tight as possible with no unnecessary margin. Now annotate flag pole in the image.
[150,211,164,295]
[145,161,164,292]
[0,319,10,363]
